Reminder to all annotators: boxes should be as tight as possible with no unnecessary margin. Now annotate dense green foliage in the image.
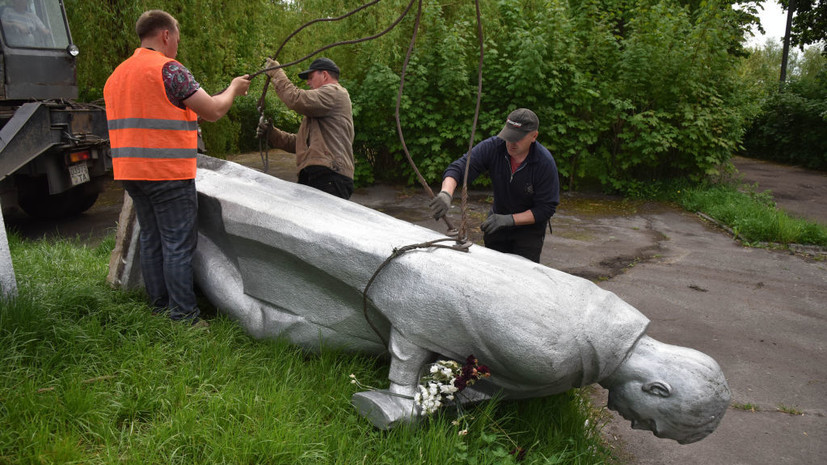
[66,0,761,191]
[741,44,827,170]
[67,0,289,157]
[0,235,611,464]
[347,0,762,191]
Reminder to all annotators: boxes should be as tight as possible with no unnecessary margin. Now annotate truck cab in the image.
[0,0,111,218]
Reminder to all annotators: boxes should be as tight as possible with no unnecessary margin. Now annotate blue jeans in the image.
[122,179,199,321]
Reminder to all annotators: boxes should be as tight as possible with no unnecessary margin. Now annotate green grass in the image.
[674,183,827,247]
[0,235,612,464]
[730,402,758,412]
[776,404,803,416]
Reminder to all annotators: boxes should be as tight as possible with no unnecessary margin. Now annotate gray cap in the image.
[497,108,539,142]
[297,57,340,79]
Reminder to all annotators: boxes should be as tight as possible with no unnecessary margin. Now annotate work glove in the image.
[480,213,514,235]
[429,191,452,220]
[256,116,270,139]
[264,58,281,80]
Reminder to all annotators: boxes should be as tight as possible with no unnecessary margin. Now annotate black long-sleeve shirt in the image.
[443,136,560,230]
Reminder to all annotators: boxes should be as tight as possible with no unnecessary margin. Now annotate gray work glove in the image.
[480,213,514,235]
[429,191,452,220]
[256,116,270,139]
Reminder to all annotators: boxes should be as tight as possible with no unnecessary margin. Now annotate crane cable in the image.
[460,0,484,243]
[254,0,383,173]
[249,0,485,244]
[252,0,483,240]
[252,0,415,172]
[363,0,484,348]
[393,0,459,236]
[251,0,487,350]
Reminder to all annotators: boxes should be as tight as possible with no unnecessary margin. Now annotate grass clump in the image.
[630,177,827,247]
[673,183,827,246]
[0,234,613,464]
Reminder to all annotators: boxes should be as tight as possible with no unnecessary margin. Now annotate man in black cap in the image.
[429,108,560,262]
[258,57,355,199]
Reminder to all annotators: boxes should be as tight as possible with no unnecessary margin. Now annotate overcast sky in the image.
[746,1,789,47]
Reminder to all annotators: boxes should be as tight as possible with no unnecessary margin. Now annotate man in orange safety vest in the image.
[104,9,250,327]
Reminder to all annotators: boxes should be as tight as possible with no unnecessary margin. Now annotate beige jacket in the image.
[266,68,355,179]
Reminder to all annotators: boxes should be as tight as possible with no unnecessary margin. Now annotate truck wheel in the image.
[18,178,100,219]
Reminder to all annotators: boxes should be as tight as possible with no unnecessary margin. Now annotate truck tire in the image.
[17,177,100,219]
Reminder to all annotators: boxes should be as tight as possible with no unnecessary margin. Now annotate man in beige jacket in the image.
[259,57,355,199]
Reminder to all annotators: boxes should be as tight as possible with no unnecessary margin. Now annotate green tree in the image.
[66,0,287,155]
[64,0,763,189]
[781,0,827,53]
[743,43,827,169]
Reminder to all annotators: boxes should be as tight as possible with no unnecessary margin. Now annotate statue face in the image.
[608,382,663,434]
[607,381,718,444]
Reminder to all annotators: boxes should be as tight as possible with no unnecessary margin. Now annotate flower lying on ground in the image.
[414,355,491,415]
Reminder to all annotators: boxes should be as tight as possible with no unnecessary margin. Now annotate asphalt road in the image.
[3,153,825,464]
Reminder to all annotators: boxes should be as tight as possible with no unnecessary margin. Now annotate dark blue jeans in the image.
[122,179,199,321]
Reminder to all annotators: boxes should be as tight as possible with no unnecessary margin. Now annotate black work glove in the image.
[480,213,514,234]
[429,191,452,220]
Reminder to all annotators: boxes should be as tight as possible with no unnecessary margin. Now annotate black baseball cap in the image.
[297,57,340,79]
[497,108,539,142]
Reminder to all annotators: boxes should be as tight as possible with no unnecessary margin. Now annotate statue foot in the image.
[351,389,421,430]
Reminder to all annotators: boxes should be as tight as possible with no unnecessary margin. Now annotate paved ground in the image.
[730,156,827,226]
[4,152,825,464]
[580,159,826,465]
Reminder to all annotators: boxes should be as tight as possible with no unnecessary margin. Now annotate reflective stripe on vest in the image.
[104,48,198,181]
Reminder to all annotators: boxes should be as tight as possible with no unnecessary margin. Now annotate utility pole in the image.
[780,0,797,91]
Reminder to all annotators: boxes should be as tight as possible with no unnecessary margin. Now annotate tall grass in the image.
[0,235,612,464]
[674,183,827,246]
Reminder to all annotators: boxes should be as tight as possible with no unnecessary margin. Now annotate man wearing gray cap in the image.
[259,57,355,199]
[429,108,560,262]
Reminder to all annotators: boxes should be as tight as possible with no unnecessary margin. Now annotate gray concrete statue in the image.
[111,155,730,444]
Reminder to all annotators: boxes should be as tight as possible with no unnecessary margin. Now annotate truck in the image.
[0,0,110,219]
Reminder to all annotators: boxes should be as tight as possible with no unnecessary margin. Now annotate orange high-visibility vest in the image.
[104,48,199,181]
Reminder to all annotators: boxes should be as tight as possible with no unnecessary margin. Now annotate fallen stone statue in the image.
[110,155,730,444]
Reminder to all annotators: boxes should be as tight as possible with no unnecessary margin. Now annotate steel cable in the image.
[252,0,483,242]
[363,0,484,349]
[250,0,416,80]
[252,0,414,172]
[393,0,484,241]
[459,0,484,242]
[362,238,471,348]
[253,0,487,353]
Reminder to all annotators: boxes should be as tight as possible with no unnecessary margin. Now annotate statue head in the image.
[601,336,730,444]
